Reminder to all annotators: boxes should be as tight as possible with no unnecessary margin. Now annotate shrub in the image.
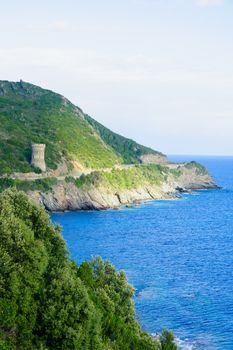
[0,189,164,350]
[0,177,58,193]
[184,161,208,175]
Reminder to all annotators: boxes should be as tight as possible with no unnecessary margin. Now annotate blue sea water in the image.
[51,156,233,350]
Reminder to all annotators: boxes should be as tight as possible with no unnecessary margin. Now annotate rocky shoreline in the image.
[28,166,219,212]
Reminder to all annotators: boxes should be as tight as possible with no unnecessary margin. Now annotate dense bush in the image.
[160,330,177,350]
[85,114,165,164]
[184,161,208,175]
[75,164,176,190]
[0,189,177,349]
[0,177,58,193]
[0,164,180,195]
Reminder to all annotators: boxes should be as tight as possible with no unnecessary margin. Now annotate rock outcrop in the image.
[140,154,168,165]
[28,164,218,212]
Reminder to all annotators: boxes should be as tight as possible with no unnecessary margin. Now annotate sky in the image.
[0,0,232,155]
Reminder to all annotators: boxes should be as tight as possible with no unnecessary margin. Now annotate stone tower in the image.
[31,144,46,172]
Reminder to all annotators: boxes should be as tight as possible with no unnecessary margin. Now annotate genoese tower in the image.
[31,144,46,172]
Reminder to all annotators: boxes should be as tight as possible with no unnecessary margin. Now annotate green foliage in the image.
[65,176,76,184]
[0,80,122,175]
[184,161,208,175]
[168,168,182,177]
[0,165,180,195]
[0,189,65,349]
[160,330,177,350]
[85,114,165,164]
[80,256,159,350]
[75,165,171,190]
[0,189,164,349]
[0,177,57,193]
[0,80,164,175]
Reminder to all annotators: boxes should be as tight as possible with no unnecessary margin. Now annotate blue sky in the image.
[1,0,232,155]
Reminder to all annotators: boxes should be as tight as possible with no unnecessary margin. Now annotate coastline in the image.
[28,172,219,212]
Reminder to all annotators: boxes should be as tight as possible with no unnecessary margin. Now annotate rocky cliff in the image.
[28,163,218,211]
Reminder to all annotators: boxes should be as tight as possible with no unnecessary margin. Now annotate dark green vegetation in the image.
[0,189,177,349]
[160,331,177,350]
[184,161,208,175]
[75,165,169,190]
[0,80,120,173]
[0,80,163,175]
[0,177,57,193]
[0,164,175,195]
[85,114,165,164]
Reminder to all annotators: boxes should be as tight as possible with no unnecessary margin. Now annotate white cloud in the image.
[195,0,224,7]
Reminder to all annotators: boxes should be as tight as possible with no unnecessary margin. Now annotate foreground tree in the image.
[0,189,174,350]
[160,330,177,350]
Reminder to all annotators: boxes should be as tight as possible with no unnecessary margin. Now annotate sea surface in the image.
[51,156,233,350]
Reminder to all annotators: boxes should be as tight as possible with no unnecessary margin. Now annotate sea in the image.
[51,155,233,350]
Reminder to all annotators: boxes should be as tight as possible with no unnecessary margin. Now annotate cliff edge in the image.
[27,162,218,211]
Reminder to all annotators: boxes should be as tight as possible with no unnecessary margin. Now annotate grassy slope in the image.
[0,80,164,175]
[68,164,181,191]
[0,80,121,174]
[0,160,210,196]
[0,164,179,193]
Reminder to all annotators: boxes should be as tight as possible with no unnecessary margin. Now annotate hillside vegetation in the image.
[73,164,179,190]
[0,80,163,175]
[0,189,177,349]
[0,80,121,174]
[0,162,209,197]
[85,115,165,164]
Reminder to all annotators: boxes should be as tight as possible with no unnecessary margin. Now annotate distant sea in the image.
[52,156,233,350]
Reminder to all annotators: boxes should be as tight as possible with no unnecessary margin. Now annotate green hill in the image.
[85,114,164,164]
[0,80,164,175]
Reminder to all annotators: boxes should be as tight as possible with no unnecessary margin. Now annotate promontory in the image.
[0,80,218,211]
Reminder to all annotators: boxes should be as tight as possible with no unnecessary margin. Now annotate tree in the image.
[0,189,171,350]
[160,330,177,350]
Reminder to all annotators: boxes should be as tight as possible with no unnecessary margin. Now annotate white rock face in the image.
[140,154,167,164]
